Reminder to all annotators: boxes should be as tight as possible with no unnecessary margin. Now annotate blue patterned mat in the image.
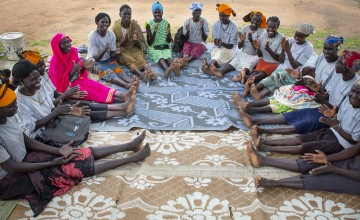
[90,44,252,131]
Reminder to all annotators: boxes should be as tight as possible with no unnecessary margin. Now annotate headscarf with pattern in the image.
[339,50,360,69]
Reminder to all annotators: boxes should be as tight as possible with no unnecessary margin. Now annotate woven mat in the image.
[8,129,360,219]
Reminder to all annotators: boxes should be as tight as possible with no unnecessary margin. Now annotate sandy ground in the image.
[0,0,360,52]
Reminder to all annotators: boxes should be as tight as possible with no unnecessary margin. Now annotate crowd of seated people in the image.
[1,1,360,216]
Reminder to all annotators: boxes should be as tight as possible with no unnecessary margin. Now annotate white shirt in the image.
[278,38,313,70]
[0,116,27,180]
[330,97,360,149]
[87,30,117,61]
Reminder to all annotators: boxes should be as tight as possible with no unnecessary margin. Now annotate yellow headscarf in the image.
[216,3,236,17]
[18,50,44,65]
[0,84,16,107]
[243,11,267,28]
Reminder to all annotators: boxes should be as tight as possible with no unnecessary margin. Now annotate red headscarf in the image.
[340,50,360,69]
[48,33,83,93]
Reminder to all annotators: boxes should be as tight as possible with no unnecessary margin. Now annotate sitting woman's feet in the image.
[238,106,253,128]
[232,72,243,82]
[132,143,151,162]
[232,93,241,107]
[210,64,223,78]
[250,84,261,100]
[145,66,157,81]
[131,130,147,152]
[247,142,263,168]
[125,94,136,117]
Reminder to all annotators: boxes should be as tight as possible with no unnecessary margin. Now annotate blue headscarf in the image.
[190,2,203,12]
[324,35,344,47]
[152,2,163,13]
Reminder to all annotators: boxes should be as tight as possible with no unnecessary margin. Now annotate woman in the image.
[248,22,315,100]
[0,81,151,216]
[247,141,360,194]
[14,60,136,139]
[236,16,283,84]
[145,2,174,77]
[49,33,137,104]
[112,4,156,82]
[233,36,342,116]
[168,2,209,77]
[87,12,136,89]
[202,3,238,78]
[253,81,360,156]
[211,10,266,78]
[238,50,360,136]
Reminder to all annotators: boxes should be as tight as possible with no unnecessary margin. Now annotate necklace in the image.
[221,23,229,31]
[30,91,44,106]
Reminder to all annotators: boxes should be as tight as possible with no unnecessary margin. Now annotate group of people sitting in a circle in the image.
[0,1,360,216]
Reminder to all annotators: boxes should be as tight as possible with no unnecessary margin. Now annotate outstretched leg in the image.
[93,143,151,175]
[255,175,303,189]
[247,142,300,172]
[257,125,297,135]
[255,137,303,154]
[91,130,146,159]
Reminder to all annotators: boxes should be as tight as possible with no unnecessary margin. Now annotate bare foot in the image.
[125,94,136,117]
[164,65,175,78]
[173,63,181,76]
[131,130,146,152]
[247,142,263,168]
[231,72,242,82]
[255,137,264,151]
[241,69,247,84]
[133,143,151,162]
[250,84,261,100]
[249,125,259,143]
[239,101,248,112]
[255,175,262,188]
[124,88,136,101]
[146,68,157,81]
[210,64,223,78]
[239,106,253,128]
[232,93,242,107]
[202,56,208,66]
[243,82,250,97]
[201,64,213,76]
[131,76,140,91]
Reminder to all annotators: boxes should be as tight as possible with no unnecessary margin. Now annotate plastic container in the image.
[0,32,25,60]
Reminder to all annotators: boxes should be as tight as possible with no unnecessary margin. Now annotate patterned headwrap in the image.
[243,11,267,28]
[190,2,203,12]
[0,83,16,108]
[296,22,315,35]
[152,2,163,12]
[324,35,344,47]
[216,3,236,17]
[339,50,360,69]
[17,50,45,65]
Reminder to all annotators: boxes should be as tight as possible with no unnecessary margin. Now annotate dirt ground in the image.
[1,0,360,52]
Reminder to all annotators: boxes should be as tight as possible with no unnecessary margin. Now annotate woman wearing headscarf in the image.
[202,3,238,77]
[233,35,343,116]
[145,2,174,78]
[167,2,209,77]
[238,50,360,136]
[112,5,156,82]
[0,81,150,216]
[247,138,360,194]
[49,33,137,104]
[248,22,315,100]
[234,16,283,84]
[87,12,138,89]
[211,10,266,79]
[14,60,136,139]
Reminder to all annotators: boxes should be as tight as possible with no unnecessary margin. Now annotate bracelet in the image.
[332,124,340,131]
